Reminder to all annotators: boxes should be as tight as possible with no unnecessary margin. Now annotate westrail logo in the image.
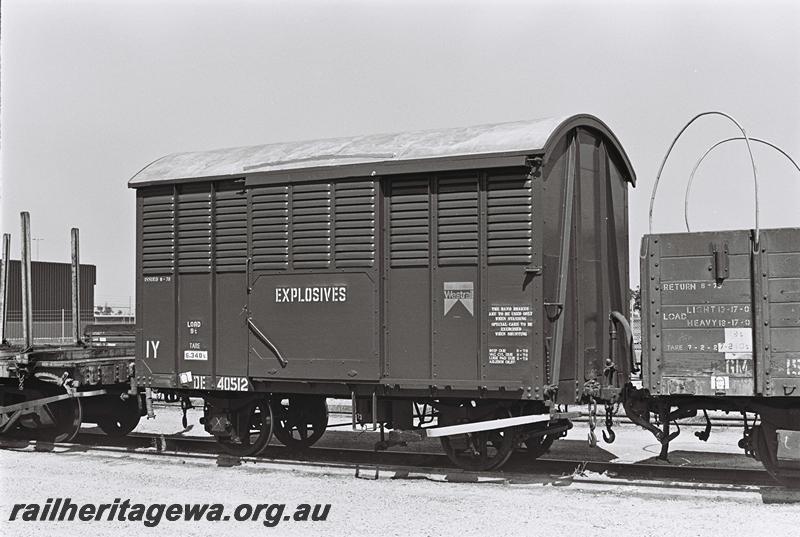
[443,282,474,316]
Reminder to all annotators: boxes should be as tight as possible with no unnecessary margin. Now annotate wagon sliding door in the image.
[385,174,486,383]
[384,177,433,380]
[384,172,538,388]
[432,175,480,381]
[246,180,380,382]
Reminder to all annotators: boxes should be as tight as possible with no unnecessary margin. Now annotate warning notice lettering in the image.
[489,305,533,337]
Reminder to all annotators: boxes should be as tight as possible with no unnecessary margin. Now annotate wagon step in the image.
[424,412,578,438]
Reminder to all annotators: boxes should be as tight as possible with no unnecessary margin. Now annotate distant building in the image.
[3,260,96,343]
[93,312,135,324]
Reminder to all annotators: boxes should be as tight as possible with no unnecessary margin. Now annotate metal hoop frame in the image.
[684,137,800,232]
[648,111,760,243]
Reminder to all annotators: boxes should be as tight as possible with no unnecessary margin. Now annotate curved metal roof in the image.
[129,114,635,187]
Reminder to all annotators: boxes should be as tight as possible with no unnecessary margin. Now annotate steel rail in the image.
[28,431,775,489]
[7,433,775,496]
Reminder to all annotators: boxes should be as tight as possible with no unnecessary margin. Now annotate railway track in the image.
[0,428,781,492]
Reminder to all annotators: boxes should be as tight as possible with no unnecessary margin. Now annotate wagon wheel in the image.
[98,397,141,438]
[753,422,800,488]
[524,433,556,459]
[216,399,273,457]
[440,410,515,472]
[34,397,83,443]
[271,395,328,449]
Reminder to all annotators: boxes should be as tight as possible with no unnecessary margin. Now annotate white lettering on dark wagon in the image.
[143,275,172,283]
[274,286,347,303]
[660,304,751,328]
[661,281,722,292]
[145,340,160,359]
[488,347,529,364]
[184,350,208,361]
[489,305,533,337]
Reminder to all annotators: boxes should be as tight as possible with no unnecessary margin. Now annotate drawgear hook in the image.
[602,403,616,443]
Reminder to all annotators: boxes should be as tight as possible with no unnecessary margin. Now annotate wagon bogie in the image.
[200,394,273,456]
[439,405,516,472]
[270,393,329,449]
[0,380,83,443]
[82,392,144,437]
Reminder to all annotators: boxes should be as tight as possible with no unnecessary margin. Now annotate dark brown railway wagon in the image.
[129,114,635,467]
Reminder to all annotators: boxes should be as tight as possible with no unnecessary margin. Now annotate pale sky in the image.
[2,0,799,309]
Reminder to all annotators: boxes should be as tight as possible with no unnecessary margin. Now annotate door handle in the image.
[247,318,288,368]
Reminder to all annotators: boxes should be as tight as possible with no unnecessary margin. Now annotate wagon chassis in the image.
[622,384,800,486]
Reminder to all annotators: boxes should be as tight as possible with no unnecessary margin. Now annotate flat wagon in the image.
[129,114,636,469]
[0,216,142,442]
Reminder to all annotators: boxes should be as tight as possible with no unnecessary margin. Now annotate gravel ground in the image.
[1,443,797,537]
